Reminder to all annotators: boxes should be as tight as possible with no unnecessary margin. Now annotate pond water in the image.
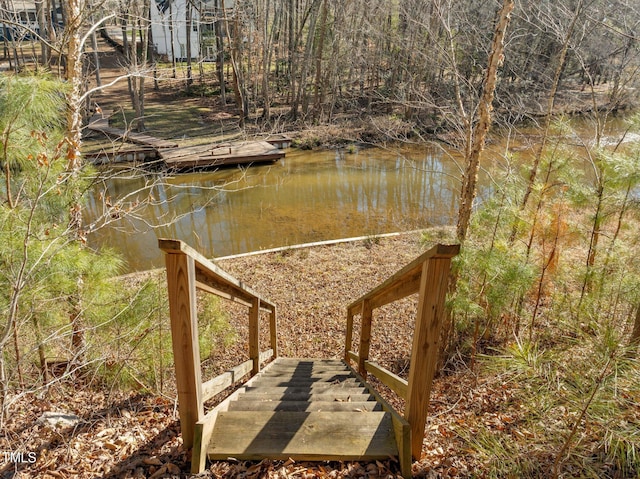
[83,115,636,272]
[84,144,489,272]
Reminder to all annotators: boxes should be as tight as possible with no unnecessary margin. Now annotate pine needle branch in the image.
[551,354,614,478]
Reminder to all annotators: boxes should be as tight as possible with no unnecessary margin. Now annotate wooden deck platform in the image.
[200,358,410,470]
[84,146,160,165]
[85,109,285,169]
[160,141,284,170]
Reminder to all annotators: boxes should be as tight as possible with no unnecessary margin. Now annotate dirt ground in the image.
[83,31,628,155]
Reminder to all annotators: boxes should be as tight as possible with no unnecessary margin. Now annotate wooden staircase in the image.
[159,239,459,479]
[207,358,400,461]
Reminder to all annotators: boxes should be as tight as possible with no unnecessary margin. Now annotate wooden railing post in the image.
[269,306,278,358]
[249,297,260,375]
[358,299,373,377]
[345,309,354,363]
[404,255,454,459]
[164,251,204,450]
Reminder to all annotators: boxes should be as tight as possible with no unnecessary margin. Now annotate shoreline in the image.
[116,227,455,281]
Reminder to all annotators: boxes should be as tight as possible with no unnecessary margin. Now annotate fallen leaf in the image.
[143,456,163,466]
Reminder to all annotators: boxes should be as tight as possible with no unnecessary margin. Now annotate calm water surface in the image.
[84,116,635,272]
[85,145,485,271]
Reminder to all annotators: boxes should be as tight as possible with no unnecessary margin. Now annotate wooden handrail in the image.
[347,244,459,314]
[160,238,275,313]
[158,238,277,453]
[344,243,459,460]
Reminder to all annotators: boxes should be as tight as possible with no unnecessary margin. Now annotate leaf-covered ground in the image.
[3,232,617,478]
[0,233,466,478]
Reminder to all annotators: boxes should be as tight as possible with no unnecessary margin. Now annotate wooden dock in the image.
[84,108,286,169]
[91,125,179,149]
[83,146,160,165]
[86,109,179,149]
[160,141,284,170]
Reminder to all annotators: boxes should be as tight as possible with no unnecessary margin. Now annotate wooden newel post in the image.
[404,252,456,459]
[344,309,354,363]
[164,251,204,450]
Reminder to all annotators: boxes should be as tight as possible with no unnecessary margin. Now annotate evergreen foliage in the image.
[0,75,201,413]
[447,115,640,476]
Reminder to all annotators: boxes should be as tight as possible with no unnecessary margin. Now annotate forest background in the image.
[1,0,640,477]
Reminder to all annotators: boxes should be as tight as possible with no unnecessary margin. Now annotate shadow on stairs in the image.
[199,358,411,477]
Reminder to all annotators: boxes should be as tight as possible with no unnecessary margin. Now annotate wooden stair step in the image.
[207,411,398,461]
[263,367,350,375]
[264,362,348,373]
[235,392,373,402]
[265,364,350,376]
[228,400,382,412]
[243,386,368,395]
[264,367,349,374]
[249,378,362,388]
[271,358,345,367]
[263,361,349,367]
[259,371,354,379]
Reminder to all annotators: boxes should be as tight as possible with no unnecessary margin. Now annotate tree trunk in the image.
[312,0,328,120]
[324,3,344,121]
[137,0,151,130]
[285,0,296,106]
[260,0,279,120]
[148,7,159,90]
[287,0,295,79]
[69,286,85,364]
[223,3,247,124]
[127,17,143,131]
[63,0,85,164]
[578,182,604,311]
[290,0,321,119]
[186,0,193,87]
[32,316,48,385]
[215,0,226,104]
[456,0,514,243]
[35,0,50,65]
[169,0,177,78]
[62,0,88,362]
[90,27,101,87]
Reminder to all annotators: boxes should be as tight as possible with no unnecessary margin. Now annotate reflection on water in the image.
[85,145,479,271]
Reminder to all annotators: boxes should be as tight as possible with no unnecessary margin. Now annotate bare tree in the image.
[517,0,586,219]
[456,0,515,243]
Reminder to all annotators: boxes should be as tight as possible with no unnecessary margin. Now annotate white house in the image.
[0,0,62,41]
[0,0,38,40]
[150,0,234,61]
